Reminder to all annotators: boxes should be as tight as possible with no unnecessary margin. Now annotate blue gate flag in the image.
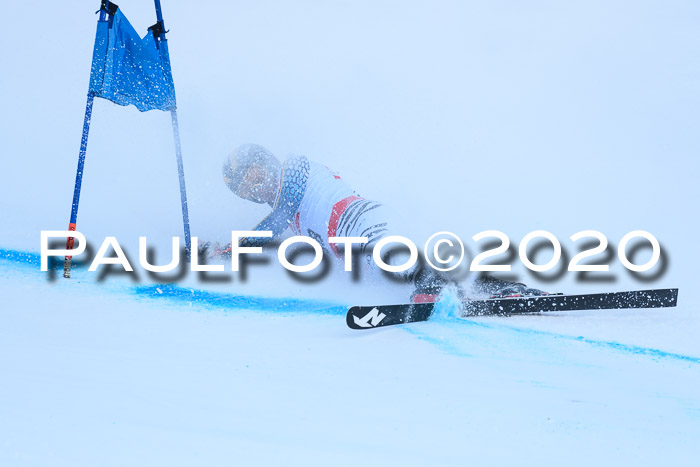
[89,8,176,112]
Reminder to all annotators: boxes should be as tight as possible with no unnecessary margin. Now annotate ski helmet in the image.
[223,144,281,203]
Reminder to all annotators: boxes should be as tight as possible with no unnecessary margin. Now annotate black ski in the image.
[346,288,678,330]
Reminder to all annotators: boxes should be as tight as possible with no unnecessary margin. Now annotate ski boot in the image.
[410,268,465,304]
[471,275,550,299]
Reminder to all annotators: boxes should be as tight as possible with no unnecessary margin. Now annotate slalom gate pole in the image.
[63,6,109,278]
[169,109,192,261]
[63,91,96,278]
[153,0,192,261]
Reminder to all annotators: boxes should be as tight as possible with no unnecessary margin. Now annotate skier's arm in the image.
[238,208,292,247]
[217,156,310,257]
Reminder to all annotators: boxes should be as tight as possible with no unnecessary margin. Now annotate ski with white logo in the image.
[346,288,678,330]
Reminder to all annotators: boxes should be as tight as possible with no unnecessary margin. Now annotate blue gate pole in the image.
[153,0,192,261]
[63,92,96,278]
[63,6,109,279]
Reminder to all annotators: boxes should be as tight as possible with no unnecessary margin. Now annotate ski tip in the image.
[346,303,434,329]
[346,306,389,330]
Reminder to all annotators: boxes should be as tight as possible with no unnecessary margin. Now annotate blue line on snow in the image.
[132,284,346,316]
[0,248,41,266]
[466,319,700,365]
[411,308,700,365]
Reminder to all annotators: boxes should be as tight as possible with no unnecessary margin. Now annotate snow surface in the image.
[1,0,700,465]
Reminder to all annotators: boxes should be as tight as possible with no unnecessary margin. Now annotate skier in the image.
[216,144,547,302]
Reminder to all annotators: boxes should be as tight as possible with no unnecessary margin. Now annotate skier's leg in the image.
[410,266,452,303]
[336,200,467,303]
